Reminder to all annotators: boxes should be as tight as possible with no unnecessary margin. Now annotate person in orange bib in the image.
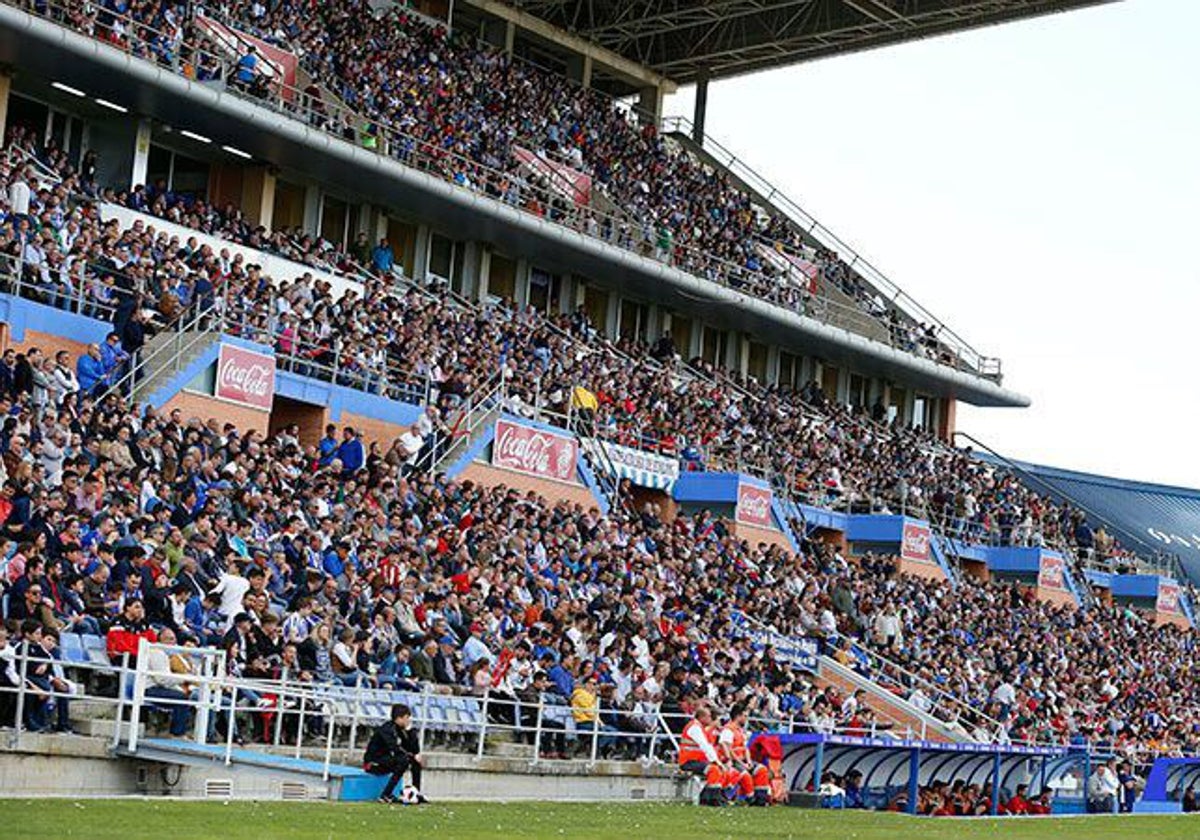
[677,703,725,806]
[718,703,756,803]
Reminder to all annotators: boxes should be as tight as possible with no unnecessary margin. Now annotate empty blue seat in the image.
[81,634,111,667]
[59,632,86,664]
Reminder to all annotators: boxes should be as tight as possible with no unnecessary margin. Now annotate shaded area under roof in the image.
[499,0,1119,85]
[988,455,1200,583]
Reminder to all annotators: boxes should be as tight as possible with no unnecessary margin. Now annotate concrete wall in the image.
[164,390,270,437]
[734,521,791,552]
[0,736,686,802]
[460,462,601,511]
[2,325,92,363]
[898,557,947,582]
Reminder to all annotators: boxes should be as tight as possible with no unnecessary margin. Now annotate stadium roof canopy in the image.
[978,453,1200,583]
[501,0,1117,85]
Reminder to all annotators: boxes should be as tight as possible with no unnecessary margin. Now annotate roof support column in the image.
[692,72,709,143]
[637,84,664,126]
[483,18,515,55]
[567,53,593,89]
[131,117,152,190]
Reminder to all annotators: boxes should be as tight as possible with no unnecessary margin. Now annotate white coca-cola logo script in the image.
[902,524,931,561]
[220,360,273,397]
[216,346,275,408]
[737,485,772,525]
[493,420,576,480]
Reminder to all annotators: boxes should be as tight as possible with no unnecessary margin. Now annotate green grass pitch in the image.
[0,799,1195,839]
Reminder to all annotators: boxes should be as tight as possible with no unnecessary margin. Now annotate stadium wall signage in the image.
[1037,553,1068,591]
[730,611,817,671]
[512,146,593,205]
[736,482,774,528]
[215,344,276,410]
[582,438,679,490]
[492,418,579,482]
[900,521,933,563]
[1157,579,1181,615]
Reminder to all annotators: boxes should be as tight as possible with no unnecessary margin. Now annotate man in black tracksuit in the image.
[363,703,425,803]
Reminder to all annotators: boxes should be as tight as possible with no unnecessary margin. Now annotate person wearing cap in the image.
[433,634,458,685]
[461,622,492,668]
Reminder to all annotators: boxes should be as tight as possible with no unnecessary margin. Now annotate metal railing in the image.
[5,0,1005,383]
[820,627,1010,744]
[661,114,1003,382]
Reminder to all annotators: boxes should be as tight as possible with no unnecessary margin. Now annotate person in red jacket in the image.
[105,598,158,662]
[1002,783,1032,815]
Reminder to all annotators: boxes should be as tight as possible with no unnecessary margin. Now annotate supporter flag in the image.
[571,386,599,411]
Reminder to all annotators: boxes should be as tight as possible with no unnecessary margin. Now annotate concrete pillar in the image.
[240,166,277,229]
[483,19,515,54]
[473,244,490,302]
[302,185,322,234]
[646,303,661,341]
[637,85,664,126]
[131,117,152,189]
[692,73,709,143]
[567,54,593,89]
[570,275,586,310]
[412,224,431,282]
[728,331,744,375]
[0,72,12,147]
[604,291,620,340]
[766,345,780,385]
[515,258,531,308]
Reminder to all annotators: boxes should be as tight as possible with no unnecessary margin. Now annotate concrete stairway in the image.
[814,656,966,743]
[128,329,220,404]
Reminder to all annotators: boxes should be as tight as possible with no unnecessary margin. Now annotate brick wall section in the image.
[1155,612,1190,629]
[2,327,93,364]
[164,391,270,437]
[1036,587,1077,610]
[734,521,792,552]
[961,559,990,583]
[459,462,601,511]
[898,558,946,582]
[628,486,677,522]
[269,399,329,446]
[340,411,411,451]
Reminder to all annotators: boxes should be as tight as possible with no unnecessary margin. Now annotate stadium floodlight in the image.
[51,81,86,97]
[180,129,212,144]
[94,98,128,114]
[221,145,252,160]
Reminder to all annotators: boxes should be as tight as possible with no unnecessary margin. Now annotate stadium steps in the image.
[115,737,384,801]
[131,329,221,404]
[814,656,965,744]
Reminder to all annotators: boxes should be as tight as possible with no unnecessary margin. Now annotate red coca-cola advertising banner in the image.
[900,521,932,563]
[492,418,578,482]
[736,482,773,528]
[1157,580,1181,615]
[1037,553,1067,591]
[513,146,593,206]
[215,344,275,410]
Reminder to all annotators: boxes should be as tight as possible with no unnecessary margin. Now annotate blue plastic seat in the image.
[59,632,86,664]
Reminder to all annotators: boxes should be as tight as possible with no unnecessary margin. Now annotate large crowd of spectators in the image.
[0,32,1194,774]
[20,0,965,368]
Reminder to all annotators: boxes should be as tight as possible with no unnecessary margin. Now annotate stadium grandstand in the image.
[0,0,1197,834]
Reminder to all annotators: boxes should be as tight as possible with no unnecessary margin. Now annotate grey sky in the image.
[664,0,1199,487]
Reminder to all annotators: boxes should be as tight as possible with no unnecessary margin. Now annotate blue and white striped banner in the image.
[581,438,680,490]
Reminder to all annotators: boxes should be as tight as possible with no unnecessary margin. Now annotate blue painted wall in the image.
[0,294,111,346]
